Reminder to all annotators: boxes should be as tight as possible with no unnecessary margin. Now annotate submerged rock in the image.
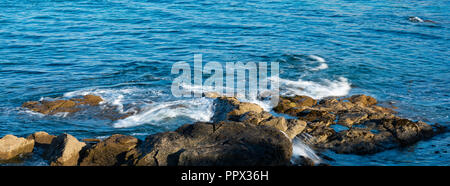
[44,134,86,166]
[0,135,35,160]
[133,121,292,166]
[79,134,139,166]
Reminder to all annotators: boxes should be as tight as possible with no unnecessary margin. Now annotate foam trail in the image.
[113,98,214,128]
[291,137,322,165]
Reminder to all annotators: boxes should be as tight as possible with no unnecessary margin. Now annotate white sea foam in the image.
[113,97,214,128]
[291,137,322,165]
[273,76,351,100]
[308,55,328,71]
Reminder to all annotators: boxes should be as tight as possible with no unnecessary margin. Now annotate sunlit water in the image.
[0,0,448,165]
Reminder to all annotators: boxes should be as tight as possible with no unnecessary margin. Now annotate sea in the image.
[0,0,448,165]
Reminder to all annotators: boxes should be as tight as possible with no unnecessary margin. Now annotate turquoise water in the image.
[0,0,448,165]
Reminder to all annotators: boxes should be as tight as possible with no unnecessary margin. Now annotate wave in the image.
[113,98,214,128]
[274,76,351,100]
[291,136,322,165]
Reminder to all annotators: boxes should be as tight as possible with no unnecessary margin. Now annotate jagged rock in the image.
[304,126,337,145]
[273,95,316,113]
[27,131,56,146]
[133,121,292,166]
[259,116,288,133]
[376,118,434,145]
[285,119,307,139]
[337,111,368,127]
[238,111,272,125]
[44,134,86,166]
[212,97,264,123]
[0,135,35,160]
[345,94,377,107]
[324,128,398,154]
[297,109,336,125]
[79,134,139,166]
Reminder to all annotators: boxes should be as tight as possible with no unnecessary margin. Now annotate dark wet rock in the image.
[0,135,35,160]
[27,131,56,147]
[79,134,139,166]
[212,97,264,123]
[44,134,86,166]
[133,121,292,166]
[337,111,368,127]
[344,94,377,107]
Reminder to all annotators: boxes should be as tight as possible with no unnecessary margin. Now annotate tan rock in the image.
[0,135,35,160]
[27,131,56,146]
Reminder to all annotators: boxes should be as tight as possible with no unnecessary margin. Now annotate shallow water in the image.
[0,0,448,165]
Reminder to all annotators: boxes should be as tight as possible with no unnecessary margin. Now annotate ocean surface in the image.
[0,0,448,165]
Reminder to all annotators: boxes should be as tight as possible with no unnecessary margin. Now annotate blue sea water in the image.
[0,0,449,165]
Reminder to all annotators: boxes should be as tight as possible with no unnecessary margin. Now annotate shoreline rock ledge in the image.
[0,94,446,166]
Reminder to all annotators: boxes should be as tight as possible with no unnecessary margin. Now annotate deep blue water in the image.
[0,0,449,165]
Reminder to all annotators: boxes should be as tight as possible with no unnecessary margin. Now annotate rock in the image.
[212,97,264,123]
[259,116,288,133]
[273,95,316,114]
[133,121,292,166]
[79,134,139,166]
[285,119,307,139]
[325,128,397,154]
[337,111,368,127]
[72,95,103,106]
[344,94,377,107]
[238,111,272,125]
[297,109,336,125]
[0,135,35,160]
[203,92,221,98]
[27,131,56,146]
[292,156,315,166]
[22,94,103,115]
[377,118,434,145]
[44,134,86,166]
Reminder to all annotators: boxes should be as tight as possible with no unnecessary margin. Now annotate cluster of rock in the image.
[274,94,445,155]
[0,94,445,166]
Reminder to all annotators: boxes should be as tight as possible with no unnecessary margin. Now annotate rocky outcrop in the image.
[0,135,35,160]
[274,94,445,155]
[44,134,86,166]
[79,134,139,166]
[133,121,292,166]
